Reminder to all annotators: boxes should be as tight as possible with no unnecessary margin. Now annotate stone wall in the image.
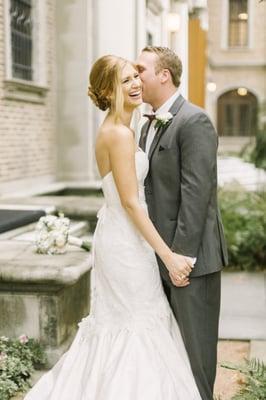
[208,0,265,65]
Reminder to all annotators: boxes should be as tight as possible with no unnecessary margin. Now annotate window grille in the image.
[10,0,33,81]
[228,0,248,47]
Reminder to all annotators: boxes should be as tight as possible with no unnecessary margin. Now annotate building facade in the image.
[0,0,207,195]
[206,0,266,150]
[0,0,57,194]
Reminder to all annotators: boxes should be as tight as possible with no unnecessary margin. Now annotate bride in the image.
[24,55,202,400]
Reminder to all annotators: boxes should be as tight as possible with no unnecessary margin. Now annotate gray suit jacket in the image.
[139,95,228,278]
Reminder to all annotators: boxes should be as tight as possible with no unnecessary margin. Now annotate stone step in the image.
[0,195,104,234]
[0,205,55,240]
[0,219,90,241]
[217,156,266,191]
[250,340,266,363]
[219,272,266,340]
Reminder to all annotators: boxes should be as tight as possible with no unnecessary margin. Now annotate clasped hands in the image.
[166,253,194,287]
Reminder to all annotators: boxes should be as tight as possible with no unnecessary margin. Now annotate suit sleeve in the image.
[171,112,218,257]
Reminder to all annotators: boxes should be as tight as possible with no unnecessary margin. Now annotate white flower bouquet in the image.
[35,213,91,255]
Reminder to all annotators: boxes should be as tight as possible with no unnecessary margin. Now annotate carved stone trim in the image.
[3,78,49,104]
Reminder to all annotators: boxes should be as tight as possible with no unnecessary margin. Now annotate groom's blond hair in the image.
[142,46,182,88]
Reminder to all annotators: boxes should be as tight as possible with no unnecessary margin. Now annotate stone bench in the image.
[0,240,92,366]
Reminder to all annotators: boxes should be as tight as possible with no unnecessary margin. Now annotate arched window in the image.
[217,89,257,136]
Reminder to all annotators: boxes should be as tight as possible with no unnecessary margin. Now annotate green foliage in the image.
[0,335,46,400]
[250,128,266,170]
[219,190,266,270]
[221,358,266,400]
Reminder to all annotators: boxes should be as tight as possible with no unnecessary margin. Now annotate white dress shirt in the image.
[145,90,180,154]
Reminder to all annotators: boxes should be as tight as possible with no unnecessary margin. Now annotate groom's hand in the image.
[169,272,190,287]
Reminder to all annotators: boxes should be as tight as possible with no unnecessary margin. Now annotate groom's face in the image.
[136,51,161,105]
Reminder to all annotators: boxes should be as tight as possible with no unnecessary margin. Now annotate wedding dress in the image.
[24,149,201,400]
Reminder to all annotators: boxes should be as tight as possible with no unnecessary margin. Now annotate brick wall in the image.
[0,0,56,193]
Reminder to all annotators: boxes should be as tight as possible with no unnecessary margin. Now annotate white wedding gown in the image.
[24,149,201,400]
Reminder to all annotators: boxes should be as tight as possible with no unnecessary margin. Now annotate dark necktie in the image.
[141,114,157,152]
[143,113,156,122]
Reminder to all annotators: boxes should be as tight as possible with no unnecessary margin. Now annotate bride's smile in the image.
[121,63,142,108]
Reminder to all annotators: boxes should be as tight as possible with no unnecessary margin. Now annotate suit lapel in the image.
[148,123,169,159]
[148,95,186,160]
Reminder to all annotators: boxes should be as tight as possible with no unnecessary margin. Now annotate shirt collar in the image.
[155,90,180,116]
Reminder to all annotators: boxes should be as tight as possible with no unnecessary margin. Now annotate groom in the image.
[136,46,228,400]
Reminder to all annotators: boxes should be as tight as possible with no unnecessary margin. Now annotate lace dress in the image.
[24,149,201,400]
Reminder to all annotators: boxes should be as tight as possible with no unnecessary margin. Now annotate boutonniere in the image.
[154,112,173,130]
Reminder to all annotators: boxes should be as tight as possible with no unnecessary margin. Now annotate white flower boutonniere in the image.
[155,112,173,130]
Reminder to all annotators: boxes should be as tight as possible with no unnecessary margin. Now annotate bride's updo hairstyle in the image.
[88,55,129,121]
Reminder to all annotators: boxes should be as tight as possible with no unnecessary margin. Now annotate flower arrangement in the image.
[0,335,46,400]
[35,213,91,255]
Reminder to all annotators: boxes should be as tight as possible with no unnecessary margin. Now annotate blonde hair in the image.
[142,46,182,88]
[88,55,130,121]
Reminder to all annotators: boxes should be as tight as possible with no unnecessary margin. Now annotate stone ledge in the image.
[0,239,91,362]
[3,79,49,104]
[0,240,92,287]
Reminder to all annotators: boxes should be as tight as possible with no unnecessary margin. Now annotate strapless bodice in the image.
[101,150,149,207]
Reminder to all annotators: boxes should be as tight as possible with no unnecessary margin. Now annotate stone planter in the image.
[0,240,92,366]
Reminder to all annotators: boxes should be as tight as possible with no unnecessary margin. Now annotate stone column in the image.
[89,0,147,179]
[56,0,94,182]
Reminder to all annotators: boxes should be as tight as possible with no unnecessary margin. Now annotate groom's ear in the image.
[160,69,171,84]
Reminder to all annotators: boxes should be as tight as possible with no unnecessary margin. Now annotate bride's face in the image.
[121,63,142,109]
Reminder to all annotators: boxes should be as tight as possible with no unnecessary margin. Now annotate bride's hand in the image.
[169,272,190,287]
[163,252,193,282]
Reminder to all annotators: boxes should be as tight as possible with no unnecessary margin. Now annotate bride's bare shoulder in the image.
[99,123,135,149]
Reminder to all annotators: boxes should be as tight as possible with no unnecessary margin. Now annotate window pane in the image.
[10,0,33,81]
[229,0,248,47]
[225,104,233,135]
[239,104,250,136]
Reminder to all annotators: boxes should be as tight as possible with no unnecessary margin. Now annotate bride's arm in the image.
[108,126,192,282]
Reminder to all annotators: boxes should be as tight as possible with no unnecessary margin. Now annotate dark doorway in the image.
[217,89,257,136]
